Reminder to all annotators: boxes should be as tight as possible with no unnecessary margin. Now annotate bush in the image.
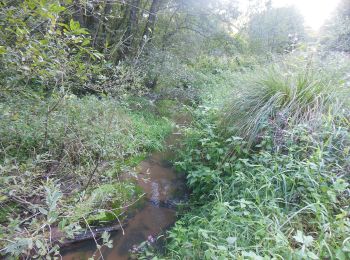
[0,1,103,95]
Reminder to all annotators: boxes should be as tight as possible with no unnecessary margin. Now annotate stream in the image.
[61,117,189,259]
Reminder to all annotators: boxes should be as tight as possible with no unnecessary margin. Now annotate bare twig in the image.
[83,216,105,260]
[83,158,101,191]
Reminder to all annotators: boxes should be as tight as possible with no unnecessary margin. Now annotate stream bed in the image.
[61,119,189,260]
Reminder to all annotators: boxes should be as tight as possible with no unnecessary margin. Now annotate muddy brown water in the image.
[61,117,189,260]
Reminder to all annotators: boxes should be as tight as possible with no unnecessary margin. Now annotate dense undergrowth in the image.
[1,0,350,258]
[0,94,172,257]
[146,54,350,260]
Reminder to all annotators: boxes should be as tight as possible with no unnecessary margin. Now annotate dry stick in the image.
[42,225,51,256]
[65,125,94,162]
[83,216,105,260]
[92,2,105,47]
[3,192,37,214]
[82,102,114,191]
[134,36,148,64]
[49,224,52,245]
[110,193,145,211]
[83,158,100,191]
[102,209,125,235]
[81,105,114,190]
[19,212,40,225]
[115,215,125,235]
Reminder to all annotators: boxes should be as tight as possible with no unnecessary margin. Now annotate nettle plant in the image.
[0,0,102,95]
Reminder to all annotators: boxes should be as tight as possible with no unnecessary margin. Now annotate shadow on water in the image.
[61,115,190,260]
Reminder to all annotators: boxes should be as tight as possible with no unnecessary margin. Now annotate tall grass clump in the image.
[224,57,349,146]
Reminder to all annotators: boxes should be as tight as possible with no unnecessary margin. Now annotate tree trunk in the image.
[124,0,141,57]
[72,0,85,27]
[141,0,160,46]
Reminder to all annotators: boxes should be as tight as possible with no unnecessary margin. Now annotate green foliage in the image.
[143,53,350,259]
[321,0,350,52]
[164,105,350,259]
[156,99,179,117]
[174,108,236,198]
[78,182,138,223]
[2,0,350,259]
[1,182,63,257]
[0,0,102,94]
[0,94,172,257]
[223,55,349,146]
[87,61,148,97]
[0,95,170,163]
[128,110,173,151]
[247,6,305,53]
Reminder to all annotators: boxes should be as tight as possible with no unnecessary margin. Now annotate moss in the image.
[87,209,123,223]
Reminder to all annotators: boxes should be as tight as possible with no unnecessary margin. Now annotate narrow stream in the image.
[61,117,189,260]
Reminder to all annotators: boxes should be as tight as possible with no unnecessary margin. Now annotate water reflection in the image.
[61,123,189,260]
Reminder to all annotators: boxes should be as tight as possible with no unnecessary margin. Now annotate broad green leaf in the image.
[69,19,80,31]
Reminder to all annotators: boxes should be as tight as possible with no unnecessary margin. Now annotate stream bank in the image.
[61,115,191,259]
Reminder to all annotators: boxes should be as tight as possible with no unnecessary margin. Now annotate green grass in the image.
[163,107,350,260]
[145,54,350,260]
[223,58,348,146]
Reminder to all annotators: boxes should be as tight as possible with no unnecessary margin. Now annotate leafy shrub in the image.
[0,1,103,95]
[84,61,147,97]
[174,107,240,198]
[76,182,139,224]
[155,54,350,259]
